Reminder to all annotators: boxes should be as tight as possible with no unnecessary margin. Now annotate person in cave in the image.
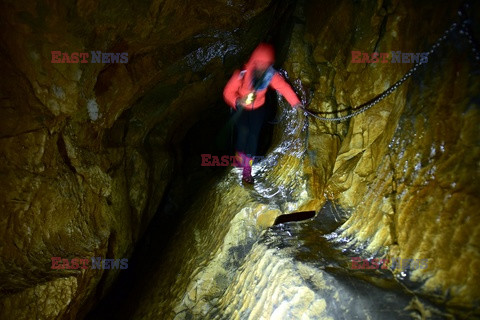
[223,43,303,184]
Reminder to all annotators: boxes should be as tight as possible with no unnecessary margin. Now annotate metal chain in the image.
[301,13,477,122]
[459,19,480,63]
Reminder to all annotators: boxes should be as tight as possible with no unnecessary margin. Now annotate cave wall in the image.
[0,0,297,318]
[283,0,479,310]
[132,0,479,317]
[1,0,479,318]
[123,0,480,317]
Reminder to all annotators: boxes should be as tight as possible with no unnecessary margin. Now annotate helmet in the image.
[247,43,275,70]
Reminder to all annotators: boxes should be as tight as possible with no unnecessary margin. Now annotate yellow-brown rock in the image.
[0,0,297,318]
[1,0,479,319]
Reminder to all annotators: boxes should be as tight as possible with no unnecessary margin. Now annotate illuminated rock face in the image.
[1,0,479,319]
[130,1,479,318]
[303,0,480,311]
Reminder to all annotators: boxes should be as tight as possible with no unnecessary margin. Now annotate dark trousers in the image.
[234,104,267,156]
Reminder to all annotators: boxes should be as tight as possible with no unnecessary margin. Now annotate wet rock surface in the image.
[0,0,296,318]
[1,0,479,319]
[205,205,450,320]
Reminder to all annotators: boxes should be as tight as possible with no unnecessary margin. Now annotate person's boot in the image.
[242,156,254,184]
[233,151,245,168]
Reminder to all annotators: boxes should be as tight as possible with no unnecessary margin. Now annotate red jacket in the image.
[223,43,301,110]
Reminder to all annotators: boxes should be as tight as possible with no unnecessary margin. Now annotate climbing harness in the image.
[253,66,276,91]
[299,6,479,122]
[244,65,276,108]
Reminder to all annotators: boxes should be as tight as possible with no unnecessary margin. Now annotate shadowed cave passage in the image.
[0,0,479,319]
[86,90,281,319]
[85,5,295,320]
